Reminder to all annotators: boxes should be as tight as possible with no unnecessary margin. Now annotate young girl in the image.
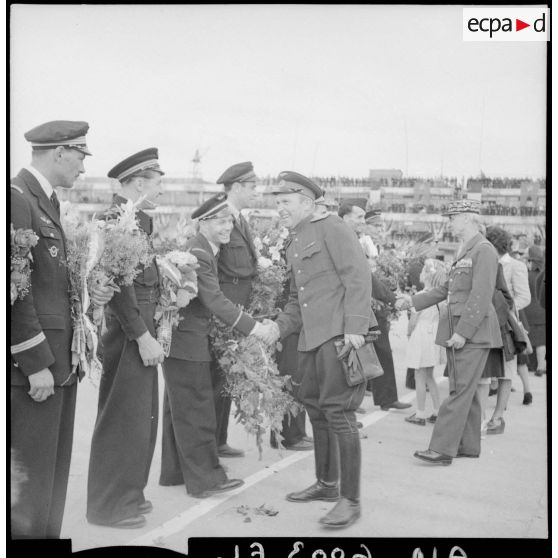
[404,259,448,426]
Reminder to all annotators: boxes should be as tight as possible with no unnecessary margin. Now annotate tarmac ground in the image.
[60,315,549,555]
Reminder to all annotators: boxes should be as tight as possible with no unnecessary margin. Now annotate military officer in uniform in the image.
[339,204,411,412]
[397,199,503,465]
[159,193,271,496]
[87,148,166,528]
[11,121,113,538]
[212,162,259,458]
[263,172,374,529]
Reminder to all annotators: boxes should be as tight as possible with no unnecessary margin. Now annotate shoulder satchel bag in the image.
[334,335,384,387]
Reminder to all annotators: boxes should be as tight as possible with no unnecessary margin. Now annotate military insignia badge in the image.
[49,245,59,258]
[40,215,52,224]
[455,258,473,268]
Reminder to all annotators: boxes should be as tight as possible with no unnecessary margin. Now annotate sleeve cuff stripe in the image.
[11,332,46,354]
[231,312,242,329]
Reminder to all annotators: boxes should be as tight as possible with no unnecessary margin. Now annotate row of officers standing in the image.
[11,119,502,539]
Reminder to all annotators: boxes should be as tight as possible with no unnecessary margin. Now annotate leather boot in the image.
[319,432,361,528]
[286,426,339,502]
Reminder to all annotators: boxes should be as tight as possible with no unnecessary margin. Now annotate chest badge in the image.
[49,245,59,258]
[40,215,52,225]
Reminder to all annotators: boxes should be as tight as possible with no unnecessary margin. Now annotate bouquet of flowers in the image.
[154,250,199,356]
[210,217,301,458]
[249,217,290,318]
[210,319,302,459]
[87,199,154,325]
[10,224,39,305]
[60,202,105,385]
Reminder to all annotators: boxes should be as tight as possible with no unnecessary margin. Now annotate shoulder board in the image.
[310,213,330,223]
[10,184,24,194]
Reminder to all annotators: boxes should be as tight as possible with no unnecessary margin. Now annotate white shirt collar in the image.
[26,165,53,198]
[204,236,219,256]
[227,200,241,219]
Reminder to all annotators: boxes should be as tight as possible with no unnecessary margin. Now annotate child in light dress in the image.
[404,259,448,426]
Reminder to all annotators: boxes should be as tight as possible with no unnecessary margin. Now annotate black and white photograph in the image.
[9,4,549,557]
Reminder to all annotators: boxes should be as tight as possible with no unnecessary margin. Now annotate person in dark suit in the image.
[398,200,503,465]
[263,172,375,528]
[339,205,411,412]
[11,121,113,538]
[87,149,167,529]
[212,162,259,458]
[159,193,271,497]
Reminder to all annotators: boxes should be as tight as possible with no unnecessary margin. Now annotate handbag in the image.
[334,337,384,387]
[507,311,533,355]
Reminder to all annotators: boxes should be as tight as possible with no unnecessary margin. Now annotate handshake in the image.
[395,293,413,311]
[251,319,281,345]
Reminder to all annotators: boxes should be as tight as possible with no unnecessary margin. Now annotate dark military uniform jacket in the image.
[217,211,258,283]
[10,168,74,386]
[275,214,373,352]
[412,233,502,348]
[168,232,257,362]
[104,195,160,340]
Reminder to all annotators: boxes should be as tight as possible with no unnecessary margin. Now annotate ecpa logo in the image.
[463,8,549,41]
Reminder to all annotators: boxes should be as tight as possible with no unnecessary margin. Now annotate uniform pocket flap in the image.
[39,226,62,240]
[301,241,321,259]
[38,314,66,330]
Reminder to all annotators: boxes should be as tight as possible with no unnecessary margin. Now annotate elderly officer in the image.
[397,199,502,465]
[159,193,272,497]
[212,162,259,458]
[11,121,113,538]
[263,172,374,529]
[339,204,411,412]
[87,148,166,529]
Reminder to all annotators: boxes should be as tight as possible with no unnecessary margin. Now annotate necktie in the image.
[50,191,60,217]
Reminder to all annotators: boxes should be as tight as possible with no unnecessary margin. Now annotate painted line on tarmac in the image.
[126,380,441,546]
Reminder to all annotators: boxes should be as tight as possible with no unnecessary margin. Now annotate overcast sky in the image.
[10,4,547,181]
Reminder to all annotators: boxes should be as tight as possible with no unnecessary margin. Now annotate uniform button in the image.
[303,303,308,307]
[294,238,298,242]
[300,287,304,291]
[294,254,298,257]
[50,233,54,237]
[297,270,301,274]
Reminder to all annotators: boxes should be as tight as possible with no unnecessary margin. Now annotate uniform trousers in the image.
[429,345,490,457]
[86,304,159,525]
[212,279,252,446]
[159,359,227,495]
[368,318,399,406]
[298,339,365,435]
[11,383,77,538]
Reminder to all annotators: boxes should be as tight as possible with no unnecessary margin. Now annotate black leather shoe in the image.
[426,414,438,424]
[456,452,480,458]
[523,392,533,405]
[286,481,339,502]
[137,501,153,514]
[488,388,498,396]
[89,515,147,529]
[284,439,314,451]
[381,401,412,411]
[414,449,453,465]
[191,478,244,498]
[218,444,245,458]
[356,422,363,429]
[535,370,545,377]
[405,413,426,426]
[319,497,361,529]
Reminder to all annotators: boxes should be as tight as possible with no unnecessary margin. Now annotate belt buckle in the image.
[232,277,239,285]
